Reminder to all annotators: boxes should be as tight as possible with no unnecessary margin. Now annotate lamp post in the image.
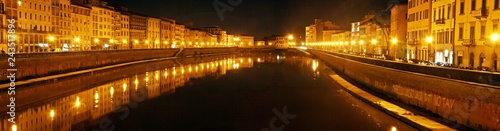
[93,38,99,50]
[492,33,499,71]
[391,38,398,60]
[48,36,55,52]
[371,39,377,55]
[74,37,80,51]
[426,36,433,61]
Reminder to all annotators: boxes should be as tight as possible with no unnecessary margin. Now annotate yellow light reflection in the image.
[75,96,81,107]
[391,126,397,131]
[49,110,55,118]
[312,60,319,71]
[155,73,159,80]
[11,124,17,131]
[110,86,114,96]
[123,83,127,92]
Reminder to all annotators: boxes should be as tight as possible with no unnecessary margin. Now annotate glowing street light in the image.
[74,37,80,42]
[11,125,17,131]
[371,39,377,45]
[94,38,99,43]
[359,40,364,45]
[122,39,127,44]
[426,36,433,43]
[391,38,398,45]
[492,33,499,43]
[288,35,294,40]
[134,39,139,44]
[48,36,55,42]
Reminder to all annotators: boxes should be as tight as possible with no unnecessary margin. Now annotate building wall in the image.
[455,0,500,71]
[129,14,147,48]
[147,17,160,48]
[71,4,91,50]
[90,6,116,49]
[407,0,431,60]
[118,14,129,49]
[390,3,409,59]
[15,0,52,53]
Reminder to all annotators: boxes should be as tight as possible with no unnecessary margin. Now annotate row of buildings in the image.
[0,0,254,53]
[306,0,500,70]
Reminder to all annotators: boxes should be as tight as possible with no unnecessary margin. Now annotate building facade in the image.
[455,0,500,71]
[147,17,160,48]
[389,0,408,59]
[70,4,91,50]
[128,13,147,48]
[407,0,431,60]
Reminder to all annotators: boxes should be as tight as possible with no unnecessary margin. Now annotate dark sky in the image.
[105,0,390,40]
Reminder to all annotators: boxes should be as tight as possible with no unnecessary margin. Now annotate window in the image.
[472,0,476,10]
[494,24,499,32]
[480,25,485,39]
[470,25,475,39]
[495,0,500,9]
[460,2,465,14]
[459,27,464,39]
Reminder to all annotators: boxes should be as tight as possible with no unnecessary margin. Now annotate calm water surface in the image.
[0,50,416,131]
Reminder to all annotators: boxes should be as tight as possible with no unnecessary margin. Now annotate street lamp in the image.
[492,33,499,71]
[74,37,81,51]
[426,36,433,43]
[288,35,294,40]
[391,38,398,59]
[492,34,499,43]
[371,39,377,45]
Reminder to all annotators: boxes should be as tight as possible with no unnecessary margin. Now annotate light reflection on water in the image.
[0,55,267,131]
[0,52,416,131]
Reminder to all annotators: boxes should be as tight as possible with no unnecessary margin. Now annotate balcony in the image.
[435,19,445,25]
[462,39,476,46]
[408,39,419,45]
[471,8,488,18]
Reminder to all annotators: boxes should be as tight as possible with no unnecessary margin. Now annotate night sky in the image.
[104,0,391,40]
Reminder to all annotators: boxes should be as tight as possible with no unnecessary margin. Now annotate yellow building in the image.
[306,19,341,44]
[118,14,129,49]
[407,0,431,60]
[90,5,117,49]
[455,0,500,71]
[56,0,73,51]
[174,23,185,46]
[0,1,9,52]
[203,26,227,44]
[11,0,53,53]
[71,4,92,51]
[388,0,408,59]
[147,17,160,48]
[128,13,147,48]
[234,35,254,47]
[430,0,456,64]
[160,17,176,48]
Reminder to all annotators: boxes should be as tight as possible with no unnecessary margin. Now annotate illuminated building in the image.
[388,0,408,59]
[455,0,500,70]
[71,4,92,50]
[147,17,160,48]
[118,13,129,49]
[407,0,431,60]
[9,0,52,52]
[160,17,176,48]
[128,12,147,48]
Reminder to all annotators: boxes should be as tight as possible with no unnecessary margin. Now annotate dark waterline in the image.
[1,50,416,131]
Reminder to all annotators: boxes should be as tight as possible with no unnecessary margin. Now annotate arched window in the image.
[479,53,485,67]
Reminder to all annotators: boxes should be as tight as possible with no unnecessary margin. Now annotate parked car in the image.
[476,66,491,71]
[420,60,435,66]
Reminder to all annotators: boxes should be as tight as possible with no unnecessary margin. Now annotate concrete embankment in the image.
[310,50,500,130]
[0,47,246,82]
